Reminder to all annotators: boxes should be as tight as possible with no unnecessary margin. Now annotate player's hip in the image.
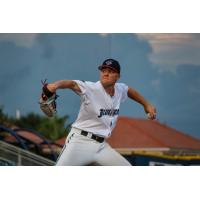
[65,127,106,145]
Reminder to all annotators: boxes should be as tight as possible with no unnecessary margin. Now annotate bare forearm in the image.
[128,87,157,119]
[47,80,80,93]
[128,87,148,107]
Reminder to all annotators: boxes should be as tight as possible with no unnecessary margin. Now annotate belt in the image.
[80,130,105,143]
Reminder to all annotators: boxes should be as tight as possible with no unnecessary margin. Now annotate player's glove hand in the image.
[39,80,58,117]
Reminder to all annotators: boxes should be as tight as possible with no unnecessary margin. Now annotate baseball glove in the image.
[39,80,58,117]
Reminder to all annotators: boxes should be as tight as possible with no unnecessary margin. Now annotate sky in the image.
[0,33,200,139]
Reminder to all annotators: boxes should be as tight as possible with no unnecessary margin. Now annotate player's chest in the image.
[83,89,121,112]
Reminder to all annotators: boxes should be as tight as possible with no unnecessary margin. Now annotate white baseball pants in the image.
[56,127,131,166]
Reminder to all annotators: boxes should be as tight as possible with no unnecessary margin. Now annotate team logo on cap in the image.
[105,60,113,65]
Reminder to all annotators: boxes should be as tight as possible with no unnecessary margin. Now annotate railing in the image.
[0,140,55,166]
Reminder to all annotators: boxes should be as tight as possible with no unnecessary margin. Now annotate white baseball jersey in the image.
[71,80,128,138]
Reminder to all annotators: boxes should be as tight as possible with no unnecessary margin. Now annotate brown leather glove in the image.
[39,80,58,117]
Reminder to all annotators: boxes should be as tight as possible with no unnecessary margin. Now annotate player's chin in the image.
[102,81,113,88]
[101,79,110,85]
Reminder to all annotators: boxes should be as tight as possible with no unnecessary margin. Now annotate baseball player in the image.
[39,58,156,166]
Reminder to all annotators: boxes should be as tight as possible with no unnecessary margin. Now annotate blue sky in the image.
[0,33,200,139]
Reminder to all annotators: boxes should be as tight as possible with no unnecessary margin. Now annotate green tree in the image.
[0,106,10,126]
[0,106,70,140]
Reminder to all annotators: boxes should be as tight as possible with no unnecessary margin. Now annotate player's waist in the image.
[71,127,105,143]
[71,121,113,137]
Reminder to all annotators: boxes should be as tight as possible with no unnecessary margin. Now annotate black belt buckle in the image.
[91,134,104,143]
[81,130,104,143]
[81,130,88,137]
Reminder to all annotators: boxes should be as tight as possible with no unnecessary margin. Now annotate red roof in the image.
[56,137,66,146]
[107,116,200,150]
[16,130,44,144]
[56,116,200,150]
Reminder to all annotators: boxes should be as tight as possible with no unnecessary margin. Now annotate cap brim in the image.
[98,65,119,73]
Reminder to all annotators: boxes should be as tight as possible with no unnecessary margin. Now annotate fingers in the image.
[41,93,48,101]
[147,112,156,120]
[145,103,157,120]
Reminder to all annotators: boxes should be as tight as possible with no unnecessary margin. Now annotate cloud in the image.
[136,33,200,72]
[0,33,38,48]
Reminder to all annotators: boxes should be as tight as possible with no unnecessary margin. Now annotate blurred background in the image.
[0,33,200,165]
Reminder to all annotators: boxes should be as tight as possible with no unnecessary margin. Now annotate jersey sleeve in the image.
[118,83,129,103]
[73,80,87,95]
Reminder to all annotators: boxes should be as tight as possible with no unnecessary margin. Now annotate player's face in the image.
[100,68,120,87]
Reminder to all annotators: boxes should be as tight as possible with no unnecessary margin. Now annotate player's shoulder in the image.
[74,80,100,88]
[82,80,96,86]
[115,82,128,89]
[80,80,99,89]
[73,80,97,94]
[74,80,94,85]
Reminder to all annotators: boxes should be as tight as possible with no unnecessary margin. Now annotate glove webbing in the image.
[41,79,55,98]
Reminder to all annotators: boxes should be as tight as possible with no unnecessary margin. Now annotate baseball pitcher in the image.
[39,58,156,165]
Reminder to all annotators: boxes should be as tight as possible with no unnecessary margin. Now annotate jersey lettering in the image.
[98,109,119,118]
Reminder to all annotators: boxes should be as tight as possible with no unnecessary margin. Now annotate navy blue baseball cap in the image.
[98,58,121,74]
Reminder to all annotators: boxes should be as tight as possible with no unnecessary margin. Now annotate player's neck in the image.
[103,84,115,97]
